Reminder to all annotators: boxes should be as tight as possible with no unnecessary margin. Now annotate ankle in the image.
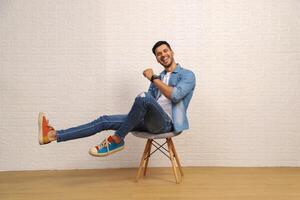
[111,135,122,144]
[48,130,57,141]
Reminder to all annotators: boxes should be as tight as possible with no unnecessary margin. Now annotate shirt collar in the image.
[161,63,181,75]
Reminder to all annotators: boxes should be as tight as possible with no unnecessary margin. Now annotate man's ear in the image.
[156,57,160,63]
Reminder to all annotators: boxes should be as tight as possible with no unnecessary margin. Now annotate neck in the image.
[164,61,177,72]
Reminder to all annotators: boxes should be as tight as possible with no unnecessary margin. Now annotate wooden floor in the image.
[1,167,300,200]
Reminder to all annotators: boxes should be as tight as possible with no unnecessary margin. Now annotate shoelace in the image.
[97,138,110,151]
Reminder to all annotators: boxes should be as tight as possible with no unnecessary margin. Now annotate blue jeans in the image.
[56,92,173,142]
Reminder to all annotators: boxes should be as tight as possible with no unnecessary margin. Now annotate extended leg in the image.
[38,112,127,144]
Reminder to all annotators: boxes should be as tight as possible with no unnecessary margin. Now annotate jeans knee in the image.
[134,92,149,104]
[137,92,147,98]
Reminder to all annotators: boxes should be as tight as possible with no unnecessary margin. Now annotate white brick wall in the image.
[1,0,300,171]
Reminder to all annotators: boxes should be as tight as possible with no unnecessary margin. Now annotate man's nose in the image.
[162,52,167,57]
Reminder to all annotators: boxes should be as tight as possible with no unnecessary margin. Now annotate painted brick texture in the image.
[1,0,300,171]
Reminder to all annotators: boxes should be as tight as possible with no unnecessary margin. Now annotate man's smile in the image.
[161,56,170,64]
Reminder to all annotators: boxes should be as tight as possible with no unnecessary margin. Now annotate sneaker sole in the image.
[89,145,125,157]
[38,112,45,145]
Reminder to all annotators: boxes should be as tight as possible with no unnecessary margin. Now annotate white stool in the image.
[132,131,184,183]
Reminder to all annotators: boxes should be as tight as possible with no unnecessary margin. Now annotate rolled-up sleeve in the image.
[171,71,196,103]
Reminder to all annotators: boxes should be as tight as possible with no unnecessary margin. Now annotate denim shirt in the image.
[147,64,196,133]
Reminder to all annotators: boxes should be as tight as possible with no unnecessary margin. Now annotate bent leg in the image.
[56,115,127,142]
[115,92,173,139]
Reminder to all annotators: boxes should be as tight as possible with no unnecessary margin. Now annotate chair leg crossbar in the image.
[146,140,170,159]
[136,138,184,183]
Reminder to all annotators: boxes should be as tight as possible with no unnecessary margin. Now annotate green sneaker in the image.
[89,136,125,157]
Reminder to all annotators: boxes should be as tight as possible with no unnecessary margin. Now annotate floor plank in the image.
[1,167,300,200]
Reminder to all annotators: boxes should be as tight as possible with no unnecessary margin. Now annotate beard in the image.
[161,57,174,69]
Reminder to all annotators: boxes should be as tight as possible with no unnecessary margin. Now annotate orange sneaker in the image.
[38,112,55,145]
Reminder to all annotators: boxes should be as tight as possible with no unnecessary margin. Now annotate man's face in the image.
[154,44,175,68]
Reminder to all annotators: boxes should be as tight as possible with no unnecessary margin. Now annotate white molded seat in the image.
[131,131,181,139]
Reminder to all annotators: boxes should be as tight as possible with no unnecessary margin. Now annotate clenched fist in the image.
[143,68,154,80]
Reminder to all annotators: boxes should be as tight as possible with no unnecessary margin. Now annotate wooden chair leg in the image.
[136,139,151,181]
[166,138,180,184]
[143,139,152,176]
[169,138,184,176]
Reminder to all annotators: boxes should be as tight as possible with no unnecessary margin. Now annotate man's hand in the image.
[143,68,154,81]
[144,68,173,99]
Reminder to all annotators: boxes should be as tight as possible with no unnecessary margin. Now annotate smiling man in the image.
[38,41,196,157]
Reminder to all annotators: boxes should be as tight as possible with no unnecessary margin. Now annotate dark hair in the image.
[152,41,172,55]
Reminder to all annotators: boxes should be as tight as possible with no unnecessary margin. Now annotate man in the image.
[38,41,196,157]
